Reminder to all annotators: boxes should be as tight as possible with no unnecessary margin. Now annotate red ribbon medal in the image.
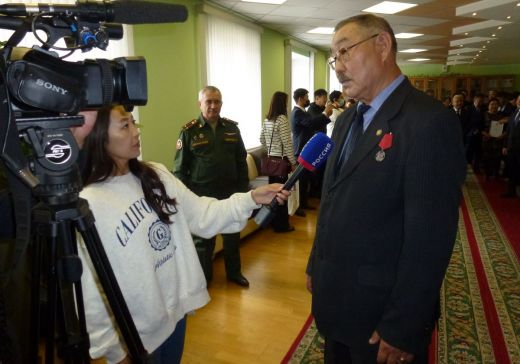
[375,132,393,162]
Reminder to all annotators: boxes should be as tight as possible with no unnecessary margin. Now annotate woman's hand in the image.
[71,110,98,148]
[251,183,290,205]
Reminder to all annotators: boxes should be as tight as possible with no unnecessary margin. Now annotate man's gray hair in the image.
[334,14,397,53]
[199,86,221,101]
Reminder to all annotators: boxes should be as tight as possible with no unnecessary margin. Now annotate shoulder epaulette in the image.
[222,117,238,125]
[182,119,198,130]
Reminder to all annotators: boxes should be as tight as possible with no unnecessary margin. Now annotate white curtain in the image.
[206,14,261,149]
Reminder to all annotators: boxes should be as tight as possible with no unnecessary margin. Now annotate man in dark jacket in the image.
[306,14,466,363]
[291,88,333,211]
[502,94,520,198]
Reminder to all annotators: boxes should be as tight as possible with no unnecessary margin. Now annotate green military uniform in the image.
[173,114,249,282]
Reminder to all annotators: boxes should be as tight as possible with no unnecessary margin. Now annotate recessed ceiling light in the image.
[487,40,491,43]
[507,16,511,19]
[395,32,423,39]
[492,34,496,37]
[363,1,417,15]
[464,32,469,35]
[241,0,286,4]
[472,12,477,16]
[483,45,486,48]
[399,49,427,53]
[408,58,430,61]
[307,27,334,34]
[517,2,520,6]
[460,45,464,47]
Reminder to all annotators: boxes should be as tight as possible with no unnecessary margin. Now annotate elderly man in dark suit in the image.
[291,88,333,213]
[502,94,520,197]
[306,14,466,364]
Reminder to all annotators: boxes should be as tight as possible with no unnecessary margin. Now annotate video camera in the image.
[0,2,187,362]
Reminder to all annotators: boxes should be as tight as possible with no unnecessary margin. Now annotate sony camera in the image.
[5,46,147,117]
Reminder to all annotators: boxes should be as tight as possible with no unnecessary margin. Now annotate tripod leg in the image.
[45,229,57,364]
[30,233,43,364]
[54,221,90,363]
[32,204,91,364]
[75,199,148,363]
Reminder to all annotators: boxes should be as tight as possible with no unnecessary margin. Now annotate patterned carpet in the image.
[282,172,520,364]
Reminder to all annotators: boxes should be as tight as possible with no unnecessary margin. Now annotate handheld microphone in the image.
[254,132,334,228]
[0,0,188,24]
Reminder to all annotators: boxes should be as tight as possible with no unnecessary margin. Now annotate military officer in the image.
[173,86,250,287]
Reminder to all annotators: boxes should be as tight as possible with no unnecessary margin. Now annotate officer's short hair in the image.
[293,88,308,103]
[199,86,221,101]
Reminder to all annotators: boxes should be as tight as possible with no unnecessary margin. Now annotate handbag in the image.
[260,121,291,176]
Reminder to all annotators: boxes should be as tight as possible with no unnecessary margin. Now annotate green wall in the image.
[133,3,315,165]
[314,50,329,91]
[260,28,286,120]
[133,0,201,167]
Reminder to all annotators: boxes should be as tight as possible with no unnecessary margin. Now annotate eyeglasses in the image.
[328,33,379,70]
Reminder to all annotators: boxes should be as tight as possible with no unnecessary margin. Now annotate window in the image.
[284,40,316,109]
[204,14,262,149]
[291,50,312,108]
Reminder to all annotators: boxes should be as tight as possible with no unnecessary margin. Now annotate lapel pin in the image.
[375,132,393,162]
[376,129,383,136]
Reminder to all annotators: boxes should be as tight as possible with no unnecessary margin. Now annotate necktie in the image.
[336,103,371,171]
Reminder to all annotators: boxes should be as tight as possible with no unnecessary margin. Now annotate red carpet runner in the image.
[282,171,520,363]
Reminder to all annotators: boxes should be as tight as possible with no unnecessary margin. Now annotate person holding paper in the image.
[481,98,508,180]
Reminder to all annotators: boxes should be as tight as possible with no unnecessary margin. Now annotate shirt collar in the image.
[198,113,221,127]
[361,74,405,130]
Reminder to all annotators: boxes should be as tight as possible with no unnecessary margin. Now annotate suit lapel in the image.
[329,79,414,189]
[324,108,356,184]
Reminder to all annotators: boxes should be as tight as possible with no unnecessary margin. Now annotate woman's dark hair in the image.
[266,91,288,120]
[329,90,342,102]
[82,106,177,224]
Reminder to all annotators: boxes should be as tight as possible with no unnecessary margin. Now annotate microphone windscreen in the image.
[111,1,188,24]
[297,132,334,172]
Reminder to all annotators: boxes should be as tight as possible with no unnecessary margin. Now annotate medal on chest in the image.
[375,132,393,162]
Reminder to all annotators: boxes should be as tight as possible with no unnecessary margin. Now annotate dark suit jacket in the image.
[291,107,329,156]
[306,79,466,354]
[307,102,327,134]
[453,107,471,137]
[506,109,520,154]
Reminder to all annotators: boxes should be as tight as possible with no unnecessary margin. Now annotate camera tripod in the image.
[30,195,149,364]
[8,118,149,364]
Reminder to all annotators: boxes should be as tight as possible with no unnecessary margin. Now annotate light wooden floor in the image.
[182,201,319,364]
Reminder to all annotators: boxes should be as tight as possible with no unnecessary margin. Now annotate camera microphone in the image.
[254,132,334,228]
[0,0,188,24]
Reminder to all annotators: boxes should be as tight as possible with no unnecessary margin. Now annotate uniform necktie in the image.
[336,103,371,172]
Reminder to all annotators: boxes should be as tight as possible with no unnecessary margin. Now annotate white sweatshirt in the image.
[78,162,260,363]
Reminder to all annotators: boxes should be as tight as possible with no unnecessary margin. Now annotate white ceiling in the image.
[207,0,520,66]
